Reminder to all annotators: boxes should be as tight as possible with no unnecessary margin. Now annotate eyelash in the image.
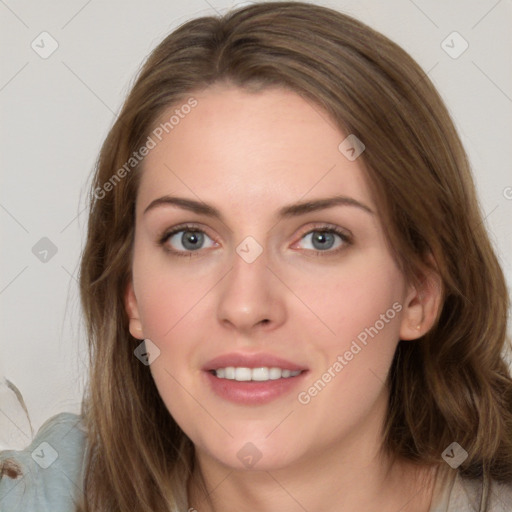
[157,223,352,258]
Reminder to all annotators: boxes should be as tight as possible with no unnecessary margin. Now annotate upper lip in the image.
[203,353,308,372]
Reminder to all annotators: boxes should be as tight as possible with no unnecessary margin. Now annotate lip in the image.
[202,352,308,372]
[202,352,309,405]
[203,371,308,405]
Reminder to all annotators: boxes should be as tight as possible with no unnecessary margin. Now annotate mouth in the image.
[202,353,309,405]
[210,367,303,381]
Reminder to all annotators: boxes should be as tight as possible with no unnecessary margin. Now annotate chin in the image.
[194,433,305,472]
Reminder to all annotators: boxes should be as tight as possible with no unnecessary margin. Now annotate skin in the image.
[125,83,442,511]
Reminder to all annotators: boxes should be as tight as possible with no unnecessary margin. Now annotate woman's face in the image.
[125,83,423,471]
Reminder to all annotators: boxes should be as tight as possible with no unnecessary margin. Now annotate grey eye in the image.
[299,230,345,251]
[166,230,215,252]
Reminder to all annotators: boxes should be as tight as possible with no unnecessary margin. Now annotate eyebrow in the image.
[143,194,374,219]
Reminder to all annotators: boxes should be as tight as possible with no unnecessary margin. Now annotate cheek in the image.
[287,251,404,352]
[133,251,219,341]
[131,254,218,426]
[292,253,404,407]
[290,282,403,448]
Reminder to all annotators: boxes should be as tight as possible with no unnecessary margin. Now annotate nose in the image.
[216,245,286,334]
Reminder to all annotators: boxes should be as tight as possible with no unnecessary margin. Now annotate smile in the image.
[212,367,303,381]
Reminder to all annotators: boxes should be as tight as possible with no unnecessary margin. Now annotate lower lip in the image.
[204,370,308,405]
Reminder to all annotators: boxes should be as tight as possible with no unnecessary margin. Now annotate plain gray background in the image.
[1,0,511,442]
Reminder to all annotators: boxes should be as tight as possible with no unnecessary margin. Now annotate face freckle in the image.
[125,83,416,473]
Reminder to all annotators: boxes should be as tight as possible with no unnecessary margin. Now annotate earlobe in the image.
[399,263,443,341]
[124,280,144,340]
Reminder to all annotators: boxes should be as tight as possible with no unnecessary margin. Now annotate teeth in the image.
[269,367,282,380]
[252,367,269,381]
[213,367,302,381]
[235,367,251,381]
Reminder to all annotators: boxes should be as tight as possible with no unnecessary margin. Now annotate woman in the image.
[1,2,511,511]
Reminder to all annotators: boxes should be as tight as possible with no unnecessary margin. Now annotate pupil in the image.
[183,231,203,250]
[313,231,334,250]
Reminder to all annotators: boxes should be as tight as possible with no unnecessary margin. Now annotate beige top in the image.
[2,413,512,511]
[430,466,512,511]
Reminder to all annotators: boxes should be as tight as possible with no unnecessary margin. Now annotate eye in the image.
[159,224,217,256]
[295,226,351,255]
[158,223,351,257]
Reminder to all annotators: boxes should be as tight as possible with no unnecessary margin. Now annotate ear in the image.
[399,256,443,341]
[124,280,144,340]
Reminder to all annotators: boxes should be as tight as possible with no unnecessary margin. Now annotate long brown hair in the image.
[77,2,512,510]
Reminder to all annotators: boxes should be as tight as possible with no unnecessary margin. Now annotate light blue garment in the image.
[2,411,512,511]
[0,412,86,512]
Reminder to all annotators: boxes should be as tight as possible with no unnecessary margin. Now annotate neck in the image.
[187,389,437,512]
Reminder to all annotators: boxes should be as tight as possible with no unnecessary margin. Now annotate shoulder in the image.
[430,466,512,512]
[446,471,512,511]
[0,412,87,512]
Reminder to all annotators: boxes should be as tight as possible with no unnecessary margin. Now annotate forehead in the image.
[136,84,375,216]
